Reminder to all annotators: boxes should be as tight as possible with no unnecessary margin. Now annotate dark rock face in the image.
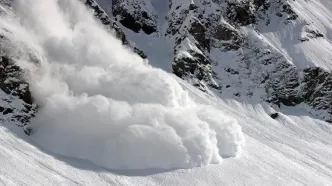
[170,14,213,87]
[212,23,243,51]
[266,66,332,122]
[281,4,298,21]
[85,0,147,58]
[300,68,332,122]
[173,48,211,81]
[166,1,220,90]
[226,2,257,26]
[214,24,239,41]
[0,57,32,105]
[85,0,127,43]
[270,112,279,119]
[0,55,37,126]
[189,20,210,51]
[225,0,298,26]
[103,0,332,123]
[112,0,157,35]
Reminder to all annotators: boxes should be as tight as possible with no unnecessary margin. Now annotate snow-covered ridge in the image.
[97,0,332,122]
[0,0,244,170]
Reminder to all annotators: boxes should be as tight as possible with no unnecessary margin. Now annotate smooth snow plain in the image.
[0,0,244,170]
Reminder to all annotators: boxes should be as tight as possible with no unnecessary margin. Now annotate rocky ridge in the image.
[99,0,332,122]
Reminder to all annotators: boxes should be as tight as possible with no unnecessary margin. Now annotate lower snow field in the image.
[1,81,332,185]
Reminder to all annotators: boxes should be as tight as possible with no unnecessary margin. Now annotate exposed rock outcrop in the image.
[84,0,147,58]
[112,0,157,35]
[100,0,332,123]
[0,55,37,126]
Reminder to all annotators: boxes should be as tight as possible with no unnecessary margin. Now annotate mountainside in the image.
[91,0,332,123]
[1,0,332,185]
[3,0,332,126]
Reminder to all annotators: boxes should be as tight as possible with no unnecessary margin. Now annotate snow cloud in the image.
[0,0,245,170]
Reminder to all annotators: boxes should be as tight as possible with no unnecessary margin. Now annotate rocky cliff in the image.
[95,0,332,122]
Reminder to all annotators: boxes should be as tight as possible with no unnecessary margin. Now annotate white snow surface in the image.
[1,0,332,185]
[256,0,332,70]
[1,80,332,185]
[0,0,244,170]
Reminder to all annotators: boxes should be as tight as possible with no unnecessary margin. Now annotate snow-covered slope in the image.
[1,0,332,185]
[95,0,332,123]
[1,83,332,185]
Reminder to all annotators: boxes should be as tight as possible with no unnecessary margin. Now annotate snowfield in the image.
[1,83,332,185]
[0,0,332,185]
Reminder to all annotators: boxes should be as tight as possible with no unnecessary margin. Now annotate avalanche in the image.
[0,0,244,170]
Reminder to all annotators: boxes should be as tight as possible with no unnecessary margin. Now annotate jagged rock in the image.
[85,0,127,43]
[23,125,33,136]
[226,2,257,26]
[0,57,33,105]
[0,56,37,126]
[189,19,210,51]
[173,49,211,82]
[270,113,279,119]
[84,0,147,58]
[213,23,240,41]
[301,68,332,122]
[281,4,298,21]
[265,65,332,122]
[112,0,157,35]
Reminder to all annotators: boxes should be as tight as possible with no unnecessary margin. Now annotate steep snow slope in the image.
[97,0,332,123]
[257,0,332,70]
[0,0,332,185]
[1,82,332,185]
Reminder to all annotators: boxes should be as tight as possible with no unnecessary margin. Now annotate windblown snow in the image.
[0,0,244,170]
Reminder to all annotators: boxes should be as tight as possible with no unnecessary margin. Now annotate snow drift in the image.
[0,0,244,170]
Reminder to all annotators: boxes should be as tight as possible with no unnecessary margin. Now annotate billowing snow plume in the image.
[0,0,244,170]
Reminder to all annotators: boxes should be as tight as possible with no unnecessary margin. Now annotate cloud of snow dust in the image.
[0,0,245,170]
